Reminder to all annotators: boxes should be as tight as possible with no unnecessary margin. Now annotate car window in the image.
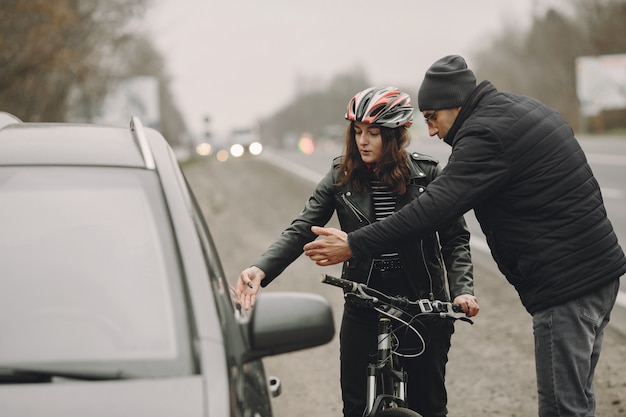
[165,147,236,315]
[165,147,247,352]
[0,166,193,376]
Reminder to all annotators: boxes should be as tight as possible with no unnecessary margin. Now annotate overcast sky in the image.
[146,0,545,139]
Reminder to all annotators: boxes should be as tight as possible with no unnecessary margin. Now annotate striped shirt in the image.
[371,180,399,260]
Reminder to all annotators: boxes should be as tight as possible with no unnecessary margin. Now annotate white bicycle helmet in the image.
[345,86,414,128]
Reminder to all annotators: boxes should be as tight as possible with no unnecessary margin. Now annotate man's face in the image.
[422,108,460,141]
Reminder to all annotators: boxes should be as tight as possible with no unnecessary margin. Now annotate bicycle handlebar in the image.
[320,273,473,323]
[321,273,359,292]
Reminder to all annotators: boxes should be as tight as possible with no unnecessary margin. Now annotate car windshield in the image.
[0,166,193,377]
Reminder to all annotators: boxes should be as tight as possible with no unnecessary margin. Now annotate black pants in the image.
[339,270,454,417]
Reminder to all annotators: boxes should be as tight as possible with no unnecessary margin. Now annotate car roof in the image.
[0,116,154,169]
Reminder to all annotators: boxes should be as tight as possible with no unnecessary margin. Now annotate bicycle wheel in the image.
[375,407,422,417]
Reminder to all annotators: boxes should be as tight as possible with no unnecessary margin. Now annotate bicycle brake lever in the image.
[345,292,377,308]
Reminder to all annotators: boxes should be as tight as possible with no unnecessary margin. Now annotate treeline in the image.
[0,0,187,145]
[259,67,373,148]
[473,0,626,133]
[260,0,626,146]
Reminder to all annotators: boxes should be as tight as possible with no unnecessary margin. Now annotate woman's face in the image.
[353,121,383,164]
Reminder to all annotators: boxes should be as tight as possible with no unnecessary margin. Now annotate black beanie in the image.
[418,55,477,111]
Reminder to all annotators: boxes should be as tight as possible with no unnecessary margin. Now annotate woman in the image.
[236,86,478,417]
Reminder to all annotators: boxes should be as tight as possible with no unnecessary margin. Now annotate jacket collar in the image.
[407,153,428,180]
[444,80,495,146]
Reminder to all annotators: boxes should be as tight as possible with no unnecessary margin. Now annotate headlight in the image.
[230,144,245,157]
[248,141,263,156]
[216,149,229,162]
[196,143,212,156]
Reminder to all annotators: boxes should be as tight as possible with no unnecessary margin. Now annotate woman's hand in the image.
[453,294,480,317]
[235,266,265,310]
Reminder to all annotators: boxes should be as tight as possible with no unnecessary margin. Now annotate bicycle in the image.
[320,273,473,417]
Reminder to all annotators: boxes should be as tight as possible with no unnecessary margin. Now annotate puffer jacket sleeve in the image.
[349,128,509,260]
[255,166,337,286]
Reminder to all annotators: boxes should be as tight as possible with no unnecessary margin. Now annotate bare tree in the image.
[112,35,188,146]
[574,0,626,54]
[0,0,148,121]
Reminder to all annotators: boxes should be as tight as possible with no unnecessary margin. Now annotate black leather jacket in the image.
[256,152,474,302]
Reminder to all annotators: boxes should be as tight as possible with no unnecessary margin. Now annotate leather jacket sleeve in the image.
[255,168,337,286]
[437,210,474,298]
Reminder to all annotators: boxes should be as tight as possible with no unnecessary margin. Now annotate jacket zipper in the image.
[341,192,376,284]
[420,239,435,301]
[341,192,371,224]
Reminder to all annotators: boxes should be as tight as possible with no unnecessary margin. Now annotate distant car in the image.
[229,128,263,157]
[0,112,334,416]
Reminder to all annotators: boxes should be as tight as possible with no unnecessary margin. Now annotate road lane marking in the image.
[261,152,323,184]
[617,290,626,309]
[587,153,626,165]
[601,188,623,199]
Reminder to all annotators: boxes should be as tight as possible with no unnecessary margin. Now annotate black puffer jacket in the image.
[349,81,626,314]
[256,153,474,302]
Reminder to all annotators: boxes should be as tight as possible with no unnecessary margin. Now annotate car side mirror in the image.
[245,292,335,362]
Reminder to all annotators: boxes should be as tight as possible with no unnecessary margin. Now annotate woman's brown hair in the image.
[337,122,411,195]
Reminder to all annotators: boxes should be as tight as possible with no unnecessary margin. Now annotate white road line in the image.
[587,153,626,165]
[601,188,624,199]
[261,152,323,184]
[617,290,626,309]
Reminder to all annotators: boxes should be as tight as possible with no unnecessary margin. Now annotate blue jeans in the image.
[532,278,620,417]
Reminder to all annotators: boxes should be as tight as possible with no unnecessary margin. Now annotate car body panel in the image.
[0,376,205,416]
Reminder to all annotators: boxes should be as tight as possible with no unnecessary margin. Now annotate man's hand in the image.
[303,226,352,266]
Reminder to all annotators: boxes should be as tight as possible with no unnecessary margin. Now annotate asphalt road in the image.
[183,147,626,417]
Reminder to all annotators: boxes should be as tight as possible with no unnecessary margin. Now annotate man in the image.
[303,55,626,417]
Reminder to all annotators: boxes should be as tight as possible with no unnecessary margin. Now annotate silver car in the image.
[0,112,335,416]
